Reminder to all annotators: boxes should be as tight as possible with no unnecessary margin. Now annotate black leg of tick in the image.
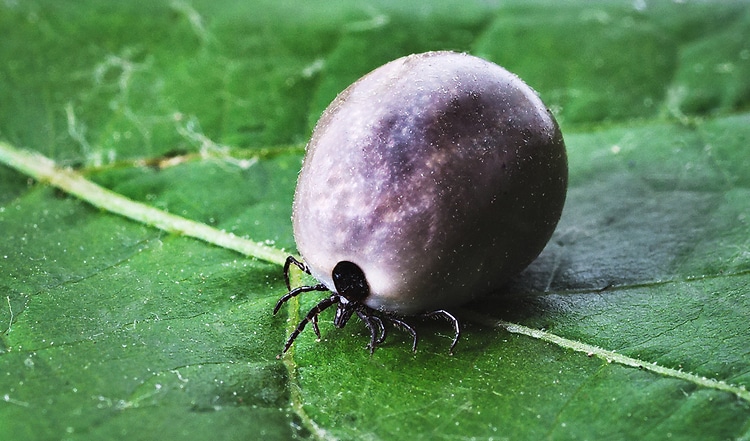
[355,310,383,354]
[310,313,321,339]
[385,316,419,352]
[282,295,338,353]
[370,315,386,345]
[273,283,328,315]
[283,255,311,290]
[422,309,460,355]
[275,282,328,350]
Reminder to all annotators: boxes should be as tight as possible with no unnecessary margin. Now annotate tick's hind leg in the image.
[384,316,418,352]
[422,310,460,355]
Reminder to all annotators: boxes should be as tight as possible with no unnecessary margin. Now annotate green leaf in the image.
[1,1,749,440]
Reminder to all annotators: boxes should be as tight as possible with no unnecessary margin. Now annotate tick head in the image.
[332,260,370,328]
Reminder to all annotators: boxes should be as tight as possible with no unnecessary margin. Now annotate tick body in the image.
[275,51,567,354]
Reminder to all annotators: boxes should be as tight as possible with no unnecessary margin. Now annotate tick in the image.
[274,51,567,354]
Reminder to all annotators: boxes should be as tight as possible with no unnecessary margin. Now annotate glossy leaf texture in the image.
[1,1,749,440]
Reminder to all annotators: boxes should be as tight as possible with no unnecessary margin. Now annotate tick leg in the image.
[283,255,311,290]
[423,309,460,355]
[311,314,321,339]
[386,316,418,352]
[371,315,386,345]
[355,310,382,354]
[282,296,337,353]
[273,283,327,314]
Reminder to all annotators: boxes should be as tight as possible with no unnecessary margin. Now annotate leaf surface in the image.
[1,1,749,440]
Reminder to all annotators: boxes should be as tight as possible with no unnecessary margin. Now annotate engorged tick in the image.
[274,51,568,355]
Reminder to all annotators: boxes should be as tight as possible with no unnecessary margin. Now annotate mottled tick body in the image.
[274,51,567,354]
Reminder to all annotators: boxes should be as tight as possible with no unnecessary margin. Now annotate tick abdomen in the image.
[293,52,567,315]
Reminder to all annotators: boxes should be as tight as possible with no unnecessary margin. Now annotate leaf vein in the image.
[464,310,750,403]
